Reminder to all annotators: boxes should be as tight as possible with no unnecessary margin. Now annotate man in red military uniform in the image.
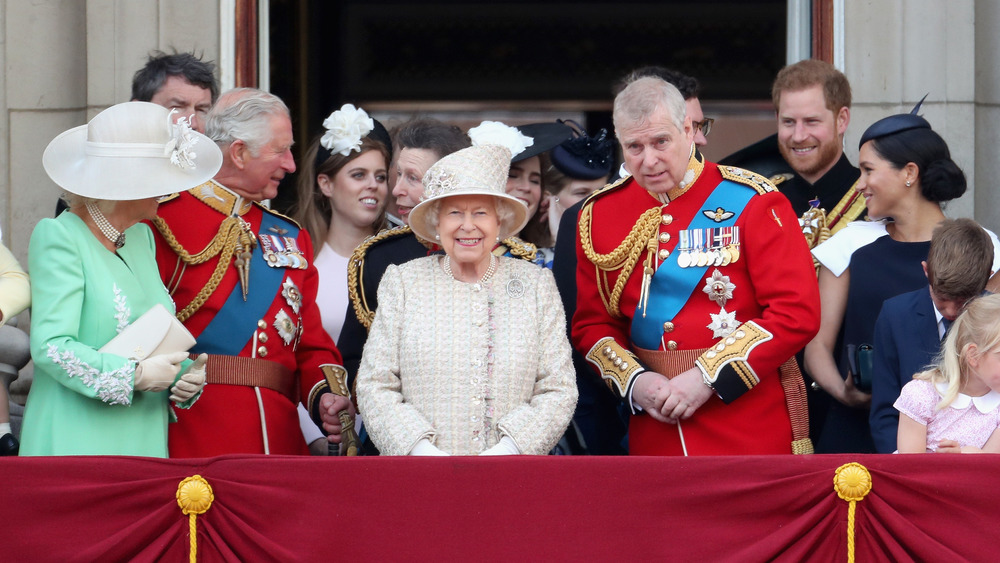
[572,77,820,455]
[151,88,353,457]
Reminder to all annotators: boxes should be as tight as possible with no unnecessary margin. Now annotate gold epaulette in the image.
[768,172,795,186]
[826,179,866,235]
[347,225,417,329]
[719,166,777,195]
[257,202,303,230]
[580,174,630,207]
[497,236,537,261]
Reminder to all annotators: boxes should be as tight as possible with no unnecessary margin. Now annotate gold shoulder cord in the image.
[498,237,537,261]
[578,203,661,318]
[152,214,255,322]
[347,226,413,329]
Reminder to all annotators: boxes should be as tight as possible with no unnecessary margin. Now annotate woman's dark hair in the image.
[868,128,966,203]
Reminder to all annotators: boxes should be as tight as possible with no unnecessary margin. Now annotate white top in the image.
[812,219,1000,277]
[314,243,350,345]
[356,255,578,455]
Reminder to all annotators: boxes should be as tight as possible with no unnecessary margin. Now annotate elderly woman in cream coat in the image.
[356,143,577,456]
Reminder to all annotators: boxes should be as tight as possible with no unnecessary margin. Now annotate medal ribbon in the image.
[195,213,298,355]
[630,180,755,350]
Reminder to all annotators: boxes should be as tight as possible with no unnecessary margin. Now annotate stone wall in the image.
[844,0,990,228]
[0,0,220,421]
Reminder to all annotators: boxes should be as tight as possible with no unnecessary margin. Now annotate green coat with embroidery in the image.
[21,212,191,457]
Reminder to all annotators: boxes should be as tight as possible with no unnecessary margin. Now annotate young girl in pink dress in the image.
[895,293,1000,453]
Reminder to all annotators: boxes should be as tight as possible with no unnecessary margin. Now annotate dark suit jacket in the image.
[552,199,627,455]
[869,286,942,453]
[338,232,431,387]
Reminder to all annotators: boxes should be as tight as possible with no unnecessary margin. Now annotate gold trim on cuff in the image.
[695,320,773,387]
[586,337,644,397]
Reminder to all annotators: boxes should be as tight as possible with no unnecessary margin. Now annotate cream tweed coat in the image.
[357,255,578,455]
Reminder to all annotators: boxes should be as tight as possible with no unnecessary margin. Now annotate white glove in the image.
[480,436,520,456]
[134,351,189,392]
[169,353,207,403]
[409,438,450,456]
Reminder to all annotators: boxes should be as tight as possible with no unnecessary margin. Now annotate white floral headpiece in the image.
[321,104,375,156]
[164,110,199,170]
[468,121,533,158]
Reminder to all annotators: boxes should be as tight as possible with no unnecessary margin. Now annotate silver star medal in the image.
[274,309,297,345]
[702,269,735,307]
[281,278,302,314]
[707,307,739,339]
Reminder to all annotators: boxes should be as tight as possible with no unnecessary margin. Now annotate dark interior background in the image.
[268,0,787,211]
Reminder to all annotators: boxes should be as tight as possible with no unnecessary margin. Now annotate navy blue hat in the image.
[550,128,614,180]
[512,122,574,162]
[859,95,931,149]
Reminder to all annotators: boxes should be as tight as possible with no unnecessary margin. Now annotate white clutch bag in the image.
[99,303,196,360]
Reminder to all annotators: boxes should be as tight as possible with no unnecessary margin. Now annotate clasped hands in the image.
[632,367,714,424]
[133,352,207,404]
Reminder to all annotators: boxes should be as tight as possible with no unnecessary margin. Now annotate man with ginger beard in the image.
[724,59,865,252]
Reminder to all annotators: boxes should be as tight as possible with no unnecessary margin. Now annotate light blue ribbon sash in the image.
[195,213,294,355]
[630,180,755,350]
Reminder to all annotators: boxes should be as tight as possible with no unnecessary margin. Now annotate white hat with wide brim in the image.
[43,101,223,201]
[408,144,529,243]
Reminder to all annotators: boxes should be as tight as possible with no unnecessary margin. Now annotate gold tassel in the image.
[177,475,215,563]
[833,462,872,562]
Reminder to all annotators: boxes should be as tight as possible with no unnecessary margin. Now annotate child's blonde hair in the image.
[915,293,1000,410]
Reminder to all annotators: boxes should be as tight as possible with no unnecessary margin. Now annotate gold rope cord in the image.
[176,475,214,563]
[152,215,250,322]
[833,462,872,562]
[346,227,414,329]
[578,204,661,318]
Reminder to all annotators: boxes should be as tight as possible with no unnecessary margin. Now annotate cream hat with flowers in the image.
[408,144,529,243]
[43,101,223,201]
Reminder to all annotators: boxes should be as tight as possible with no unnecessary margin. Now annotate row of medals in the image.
[677,243,741,269]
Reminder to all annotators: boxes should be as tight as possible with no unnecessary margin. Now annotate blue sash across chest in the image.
[194,212,294,355]
[630,180,755,350]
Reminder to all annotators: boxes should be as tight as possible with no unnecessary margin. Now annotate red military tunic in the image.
[151,181,344,457]
[572,152,820,455]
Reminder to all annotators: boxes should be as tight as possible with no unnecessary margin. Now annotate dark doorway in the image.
[268,0,787,210]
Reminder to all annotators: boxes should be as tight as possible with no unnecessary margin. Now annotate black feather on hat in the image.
[859,94,931,148]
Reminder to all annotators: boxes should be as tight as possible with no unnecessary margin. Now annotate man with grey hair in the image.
[150,88,355,457]
[571,76,820,456]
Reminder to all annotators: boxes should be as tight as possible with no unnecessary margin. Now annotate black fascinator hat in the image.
[550,125,614,180]
[859,94,931,148]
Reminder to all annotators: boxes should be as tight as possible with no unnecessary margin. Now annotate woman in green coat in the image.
[20,102,222,456]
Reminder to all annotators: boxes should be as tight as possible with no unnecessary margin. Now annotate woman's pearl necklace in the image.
[443,254,497,285]
[85,202,126,249]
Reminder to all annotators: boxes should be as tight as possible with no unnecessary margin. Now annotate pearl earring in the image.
[905,181,911,187]
[435,233,440,241]
[496,236,501,243]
